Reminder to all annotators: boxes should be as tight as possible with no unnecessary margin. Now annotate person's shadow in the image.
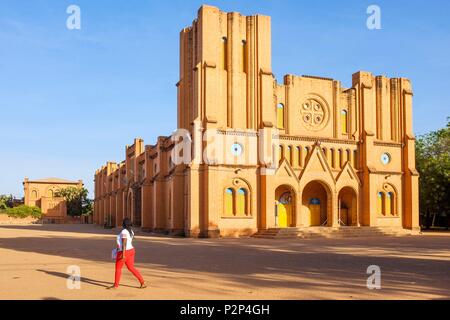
[36,269,138,289]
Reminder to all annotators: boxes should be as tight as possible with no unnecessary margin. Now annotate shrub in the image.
[5,205,42,219]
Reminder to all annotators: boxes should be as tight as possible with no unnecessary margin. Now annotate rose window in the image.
[301,99,327,130]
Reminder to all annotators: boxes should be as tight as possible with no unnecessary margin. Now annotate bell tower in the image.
[177,5,273,132]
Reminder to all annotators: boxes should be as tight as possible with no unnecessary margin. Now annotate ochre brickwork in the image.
[94,5,419,237]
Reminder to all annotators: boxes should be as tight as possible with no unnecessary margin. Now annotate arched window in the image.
[236,188,247,216]
[330,149,336,169]
[322,148,328,162]
[388,191,396,215]
[296,146,302,167]
[31,190,38,200]
[225,188,234,216]
[386,192,392,215]
[347,149,351,166]
[221,37,228,70]
[341,110,348,134]
[277,103,284,129]
[272,144,277,166]
[47,189,54,198]
[377,192,384,216]
[286,146,292,165]
[242,40,247,73]
[278,145,284,164]
[338,149,343,168]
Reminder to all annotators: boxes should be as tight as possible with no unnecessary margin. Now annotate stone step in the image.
[252,227,411,239]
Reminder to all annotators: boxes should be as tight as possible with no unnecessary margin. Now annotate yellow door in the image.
[278,203,290,228]
[304,205,311,226]
[310,204,321,226]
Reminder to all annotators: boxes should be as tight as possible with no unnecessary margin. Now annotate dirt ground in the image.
[0,224,449,300]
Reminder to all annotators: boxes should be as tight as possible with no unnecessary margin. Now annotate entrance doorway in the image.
[302,181,330,226]
[338,187,358,226]
[275,186,295,228]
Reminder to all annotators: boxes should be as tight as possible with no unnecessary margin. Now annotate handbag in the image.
[111,248,118,260]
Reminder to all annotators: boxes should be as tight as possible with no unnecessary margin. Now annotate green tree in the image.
[416,118,450,229]
[55,187,93,217]
[0,195,13,211]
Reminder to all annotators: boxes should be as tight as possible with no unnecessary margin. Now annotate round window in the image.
[380,153,391,165]
[231,143,243,157]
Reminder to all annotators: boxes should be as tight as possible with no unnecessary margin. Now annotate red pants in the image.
[114,248,144,287]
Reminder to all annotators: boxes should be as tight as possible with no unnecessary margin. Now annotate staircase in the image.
[252,226,413,239]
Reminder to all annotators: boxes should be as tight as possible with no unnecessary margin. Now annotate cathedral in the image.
[93,5,419,237]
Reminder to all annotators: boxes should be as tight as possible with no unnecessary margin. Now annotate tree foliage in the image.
[0,195,13,211]
[55,187,93,217]
[5,205,42,219]
[416,118,450,228]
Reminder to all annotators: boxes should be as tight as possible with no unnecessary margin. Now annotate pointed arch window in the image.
[377,192,384,216]
[221,37,228,71]
[278,145,284,164]
[286,146,292,165]
[338,149,344,168]
[277,103,285,129]
[242,40,247,73]
[225,188,234,216]
[330,149,336,169]
[296,146,302,167]
[388,191,396,216]
[236,188,248,216]
[341,110,348,134]
[386,192,392,215]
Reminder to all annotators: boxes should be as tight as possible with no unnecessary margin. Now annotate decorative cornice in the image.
[217,130,258,137]
[302,75,334,82]
[368,168,403,175]
[373,141,403,148]
[276,134,358,146]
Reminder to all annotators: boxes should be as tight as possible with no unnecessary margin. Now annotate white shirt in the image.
[116,229,134,252]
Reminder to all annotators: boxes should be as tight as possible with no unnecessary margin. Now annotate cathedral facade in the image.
[93,5,419,237]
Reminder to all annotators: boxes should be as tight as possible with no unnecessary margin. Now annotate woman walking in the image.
[108,218,147,289]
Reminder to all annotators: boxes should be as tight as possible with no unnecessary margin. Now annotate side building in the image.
[23,177,84,222]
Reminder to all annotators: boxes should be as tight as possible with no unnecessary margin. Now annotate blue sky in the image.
[0,0,449,198]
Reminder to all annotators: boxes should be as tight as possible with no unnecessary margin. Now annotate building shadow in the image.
[1,228,449,299]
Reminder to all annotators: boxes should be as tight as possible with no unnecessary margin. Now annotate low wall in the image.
[0,214,93,225]
[0,214,40,225]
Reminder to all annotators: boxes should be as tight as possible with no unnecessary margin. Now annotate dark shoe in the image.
[139,282,148,289]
